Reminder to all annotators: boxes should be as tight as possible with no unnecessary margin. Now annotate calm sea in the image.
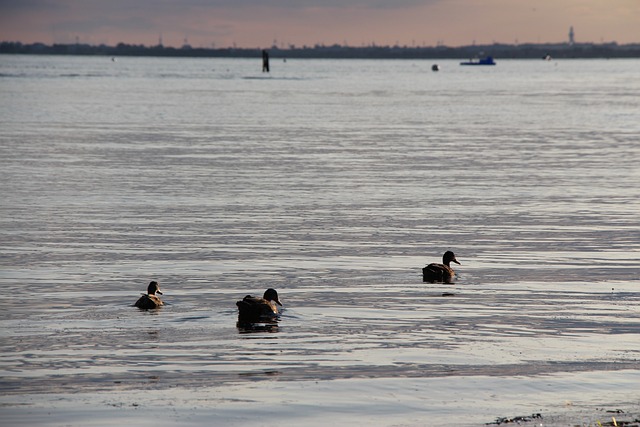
[1,54,639,426]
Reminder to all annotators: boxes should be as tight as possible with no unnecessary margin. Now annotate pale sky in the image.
[1,0,638,48]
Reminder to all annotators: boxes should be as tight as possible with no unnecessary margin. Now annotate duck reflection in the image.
[236,318,280,334]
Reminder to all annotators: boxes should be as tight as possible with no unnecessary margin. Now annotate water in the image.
[1,55,639,426]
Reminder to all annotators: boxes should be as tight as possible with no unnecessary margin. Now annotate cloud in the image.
[140,0,438,9]
[57,15,155,34]
[0,0,55,10]
[0,0,440,15]
[1,0,638,47]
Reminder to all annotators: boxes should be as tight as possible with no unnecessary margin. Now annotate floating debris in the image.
[486,413,542,425]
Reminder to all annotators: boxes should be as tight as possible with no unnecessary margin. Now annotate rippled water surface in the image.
[1,55,639,426]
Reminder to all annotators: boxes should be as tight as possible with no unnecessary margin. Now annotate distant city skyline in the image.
[1,0,639,49]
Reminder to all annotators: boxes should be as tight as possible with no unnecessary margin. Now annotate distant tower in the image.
[158,34,163,48]
[569,26,575,45]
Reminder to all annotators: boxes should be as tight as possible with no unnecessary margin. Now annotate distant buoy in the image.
[431,64,440,72]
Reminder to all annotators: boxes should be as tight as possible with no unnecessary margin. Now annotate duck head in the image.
[147,281,163,295]
[443,251,461,266]
[263,288,282,306]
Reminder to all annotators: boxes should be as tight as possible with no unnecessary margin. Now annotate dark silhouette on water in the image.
[488,413,543,425]
[134,281,164,309]
[262,49,270,72]
[236,288,282,324]
[422,251,461,283]
[460,55,496,66]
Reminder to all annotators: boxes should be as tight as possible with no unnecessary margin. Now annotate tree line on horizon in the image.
[1,40,639,59]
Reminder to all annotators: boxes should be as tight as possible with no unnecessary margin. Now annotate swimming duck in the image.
[134,281,164,309]
[422,251,461,283]
[236,288,282,322]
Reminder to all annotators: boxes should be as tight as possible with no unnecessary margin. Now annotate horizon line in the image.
[3,39,640,51]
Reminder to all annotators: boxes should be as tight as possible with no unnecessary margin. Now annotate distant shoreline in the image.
[2,41,639,59]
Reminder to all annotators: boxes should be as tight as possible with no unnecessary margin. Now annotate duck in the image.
[422,251,461,283]
[134,281,164,309]
[236,288,282,322]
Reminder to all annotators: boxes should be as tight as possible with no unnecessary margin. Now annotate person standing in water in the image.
[262,49,270,73]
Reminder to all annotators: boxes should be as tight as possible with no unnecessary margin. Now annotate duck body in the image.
[423,251,461,284]
[134,281,164,309]
[423,263,456,283]
[236,288,282,323]
[134,294,163,309]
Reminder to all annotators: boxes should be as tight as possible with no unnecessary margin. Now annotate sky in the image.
[1,0,639,48]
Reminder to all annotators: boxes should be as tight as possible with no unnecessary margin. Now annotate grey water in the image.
[0,55,639,426]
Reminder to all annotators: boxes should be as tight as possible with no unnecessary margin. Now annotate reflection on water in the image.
[236,318,280,334]
[0,56,639,424]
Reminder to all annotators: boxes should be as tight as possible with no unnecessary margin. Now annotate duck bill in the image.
[275,299,282,306]
[453,259,461,265]
[156,290,163,295]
